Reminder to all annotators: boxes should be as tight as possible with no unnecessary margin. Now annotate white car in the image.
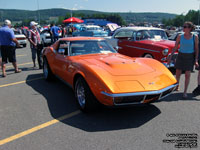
[72,25,108,37]
[40,29,52,46]
[14,30,27,47]
[40,29,62,46]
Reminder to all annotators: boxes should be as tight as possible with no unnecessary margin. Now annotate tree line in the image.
[162,10,199,27]
[58,12,126,26]
[0,8,175,27]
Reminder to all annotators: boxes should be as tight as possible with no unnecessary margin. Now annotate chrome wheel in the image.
[75,77,100,112]
[144,54,153,58]
[76,81,86,108]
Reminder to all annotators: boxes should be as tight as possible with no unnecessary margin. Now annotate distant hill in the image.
[0,8,176,24]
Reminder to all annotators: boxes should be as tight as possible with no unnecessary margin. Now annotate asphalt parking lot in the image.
[0,44,199,150]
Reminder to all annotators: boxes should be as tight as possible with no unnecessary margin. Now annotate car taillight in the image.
[17,37,26,40]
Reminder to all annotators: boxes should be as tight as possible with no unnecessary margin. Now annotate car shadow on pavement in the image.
[26,74,161,132]
[156,92,199,103]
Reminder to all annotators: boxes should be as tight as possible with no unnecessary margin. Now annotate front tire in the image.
[43,57,54,81]
[75,77,99,112]
[143,53,153,58]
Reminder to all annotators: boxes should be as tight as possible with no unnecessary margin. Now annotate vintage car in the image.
[72,25,108,37]
[169,31,200,41]
[14,30,27,47]
[105,27,177,68]
[42,37,178,112]
[40,29,62,46]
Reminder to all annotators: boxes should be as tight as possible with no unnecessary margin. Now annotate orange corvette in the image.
[42,37,178,111]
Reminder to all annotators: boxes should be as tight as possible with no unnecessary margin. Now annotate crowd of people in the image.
[1,20,200,97]
[0,20,69,74]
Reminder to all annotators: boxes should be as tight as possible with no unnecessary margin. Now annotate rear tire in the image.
[43,57,54,81]
[75,77,99,112]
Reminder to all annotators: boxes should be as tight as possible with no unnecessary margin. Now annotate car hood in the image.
[81,53,155,76]
[76,53,176,93]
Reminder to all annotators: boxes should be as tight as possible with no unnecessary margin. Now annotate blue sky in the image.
[0,0,199,15]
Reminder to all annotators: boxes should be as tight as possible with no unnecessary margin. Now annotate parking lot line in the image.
[7,62,33,68]
[0,110,81,146]
[16,54,27,57]
[0,77,44,88]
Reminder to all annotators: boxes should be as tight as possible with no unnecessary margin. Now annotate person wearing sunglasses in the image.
[168,21,199,99]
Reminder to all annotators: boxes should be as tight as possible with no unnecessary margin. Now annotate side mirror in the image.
[58,49,65,55]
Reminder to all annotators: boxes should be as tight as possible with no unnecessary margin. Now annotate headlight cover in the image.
[162,49,169,56]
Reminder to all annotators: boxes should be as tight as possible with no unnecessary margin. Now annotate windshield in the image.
[69,40,116,56]
[149,30,168,40]
[86,27,102,30]
[136,30,154,40]
[14,31,21,35]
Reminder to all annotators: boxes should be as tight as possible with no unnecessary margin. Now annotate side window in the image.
[136,31,142,41]
[136,30,151,41]
[114,30,134,39]
[114,31,126,38]
[58,41,68,55]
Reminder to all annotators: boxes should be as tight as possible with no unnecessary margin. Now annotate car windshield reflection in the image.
[136,30,154,41]
[149,30,168,40]
[69,40,117,56]
[136,30,168,41]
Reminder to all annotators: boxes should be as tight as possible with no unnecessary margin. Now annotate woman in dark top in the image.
[168,21,199,98]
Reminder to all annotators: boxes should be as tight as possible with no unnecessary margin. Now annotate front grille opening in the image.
[161,88,174,97]
[114,95,144,104]
[145,94,160,101]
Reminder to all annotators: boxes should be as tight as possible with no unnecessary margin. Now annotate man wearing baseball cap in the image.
[28,21,42,69]
[0,19,21,77]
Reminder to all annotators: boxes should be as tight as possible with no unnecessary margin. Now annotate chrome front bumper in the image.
[101,83,178,106]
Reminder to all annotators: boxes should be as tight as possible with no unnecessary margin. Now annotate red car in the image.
[105,27,177,68]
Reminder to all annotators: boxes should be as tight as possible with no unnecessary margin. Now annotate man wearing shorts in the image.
[0,47,2,70]
[0,20,21,77]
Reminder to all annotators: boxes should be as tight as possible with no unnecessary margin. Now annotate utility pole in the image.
[198,0,200,26]
[37,0,40,24]
[0,11,3,24]
[71,9,73,18]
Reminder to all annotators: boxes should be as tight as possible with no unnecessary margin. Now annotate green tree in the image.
[173,15,185,26]
[57,16,65,25]
[163,10,199,27]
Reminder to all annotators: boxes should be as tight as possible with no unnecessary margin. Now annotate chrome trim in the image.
[113,101,143,106]
[101,84,178,98]
[125,45,160,53]
[163,62,175,68]
[158,92,163,99]
[53,49,57,54]
[161,57,167,61]
[143,95,147,102]
[102,84,178,106]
